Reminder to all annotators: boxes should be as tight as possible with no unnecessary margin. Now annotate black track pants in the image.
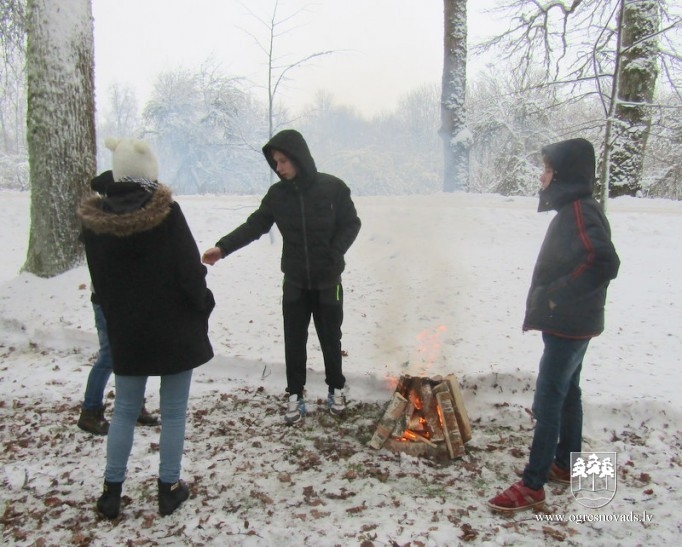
[282,282,345,397]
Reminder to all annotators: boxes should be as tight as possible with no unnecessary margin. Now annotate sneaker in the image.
[78,406,109,435]
[158,479,190,516]
[96,481,122,519]
[285,394,306,425]
[327,388,346,416]
[487,480,545,513]
[137,402,160,427]
[547,462,571,484]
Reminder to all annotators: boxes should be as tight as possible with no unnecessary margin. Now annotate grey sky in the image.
[92,0,503,117]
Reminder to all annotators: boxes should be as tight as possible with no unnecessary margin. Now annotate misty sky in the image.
[92,0,504,117]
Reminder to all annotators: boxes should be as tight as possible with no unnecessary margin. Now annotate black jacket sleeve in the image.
[330,183,361,259]
[215,194,276,257]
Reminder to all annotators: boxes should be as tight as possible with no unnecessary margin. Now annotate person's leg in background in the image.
[79,302,158,435]
[78,302,114,435]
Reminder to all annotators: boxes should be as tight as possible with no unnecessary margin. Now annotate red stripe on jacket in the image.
[571,200,595,279]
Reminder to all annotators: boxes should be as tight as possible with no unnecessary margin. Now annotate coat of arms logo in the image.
[570,452,617,508]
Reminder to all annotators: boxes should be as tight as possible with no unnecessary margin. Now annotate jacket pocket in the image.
[319,284,343,306]
[282,280,303,303]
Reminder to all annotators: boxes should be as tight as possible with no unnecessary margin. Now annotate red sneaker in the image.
[487,480,545,513]
[547,462,571,484]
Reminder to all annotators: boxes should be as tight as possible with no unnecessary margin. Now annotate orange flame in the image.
[415,325,447,372]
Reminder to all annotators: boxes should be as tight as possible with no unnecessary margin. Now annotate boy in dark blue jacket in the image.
[488,138,620,513]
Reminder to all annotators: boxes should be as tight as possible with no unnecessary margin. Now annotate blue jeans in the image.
[522,333,590,490]
[82,302,113,410]
[105,369,193,484]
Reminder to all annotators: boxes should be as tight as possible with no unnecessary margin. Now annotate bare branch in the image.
[271,50,334,99]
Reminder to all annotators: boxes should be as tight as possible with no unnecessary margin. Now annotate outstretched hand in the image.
[202,247,223,266]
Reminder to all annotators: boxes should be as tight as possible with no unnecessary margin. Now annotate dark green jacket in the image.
[523,138,620,338]
[216,130,361,289]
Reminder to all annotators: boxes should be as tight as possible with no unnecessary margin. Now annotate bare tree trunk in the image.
[0,1,27,162]
[23,0,96,277]
[440,0,469,192]
[602,0,659,199]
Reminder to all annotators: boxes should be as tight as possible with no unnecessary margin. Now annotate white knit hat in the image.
[105,137,159,183]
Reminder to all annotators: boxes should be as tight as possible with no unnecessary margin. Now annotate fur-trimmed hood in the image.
[78,185,174,237]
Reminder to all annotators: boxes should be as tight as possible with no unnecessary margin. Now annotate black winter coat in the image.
[523,138,620,338]
[79,182,214,376]
[216,130,361,289]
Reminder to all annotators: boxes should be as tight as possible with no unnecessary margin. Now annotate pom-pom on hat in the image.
[106,137,159,183]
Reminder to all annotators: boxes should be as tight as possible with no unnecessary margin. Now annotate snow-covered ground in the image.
[1,190,680,546]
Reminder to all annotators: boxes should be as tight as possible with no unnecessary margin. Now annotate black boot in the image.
[96,481,122,519]
[158,479,190,516]
[78,406,109,435]
[137,399,160,426]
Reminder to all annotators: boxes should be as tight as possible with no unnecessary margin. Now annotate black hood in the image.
[90,170,115,194]
[262,129,317,183]
[88,169,154,214]
[538,138,596,212]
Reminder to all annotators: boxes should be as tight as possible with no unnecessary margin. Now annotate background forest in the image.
[0,0,681,199]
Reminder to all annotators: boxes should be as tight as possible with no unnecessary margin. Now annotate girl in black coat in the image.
[79,138,214,519]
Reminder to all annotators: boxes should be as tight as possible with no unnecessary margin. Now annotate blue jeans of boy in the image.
[82,302,113,411]
[522,333,590,490]
[105,369,193,484]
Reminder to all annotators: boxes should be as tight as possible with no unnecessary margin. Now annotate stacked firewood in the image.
[369,374,471,459]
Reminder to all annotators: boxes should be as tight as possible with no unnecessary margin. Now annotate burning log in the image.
[402,429,438,448]
[435,391,466,458]
[445,374,472,443]
[420,381,445,442]
[382,439,446,460]
[368,391,408,449]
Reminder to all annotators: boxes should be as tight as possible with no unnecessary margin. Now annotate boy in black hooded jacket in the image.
[488,138,620,513]
[203,129,361,424]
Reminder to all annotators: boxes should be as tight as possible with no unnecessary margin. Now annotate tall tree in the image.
[467,69,559,195]
[440,0,470,192]
[600,0,660,198]
[240,1,333,140]
[478,0,675,201]
[0,0,28,189]
[96,83,141,170]
[143,63,267,194]
[23,0,96,277]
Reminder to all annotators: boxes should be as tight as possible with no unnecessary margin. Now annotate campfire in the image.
[369,374,471,460]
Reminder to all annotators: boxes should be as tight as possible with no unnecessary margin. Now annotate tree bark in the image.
[440,0,469,192]
[602,0,659,199]
[23,0,96,277]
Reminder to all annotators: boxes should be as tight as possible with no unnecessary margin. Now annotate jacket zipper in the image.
[297,187,312,289]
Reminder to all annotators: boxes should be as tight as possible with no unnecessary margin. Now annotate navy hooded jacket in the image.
[523,138,620,338]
